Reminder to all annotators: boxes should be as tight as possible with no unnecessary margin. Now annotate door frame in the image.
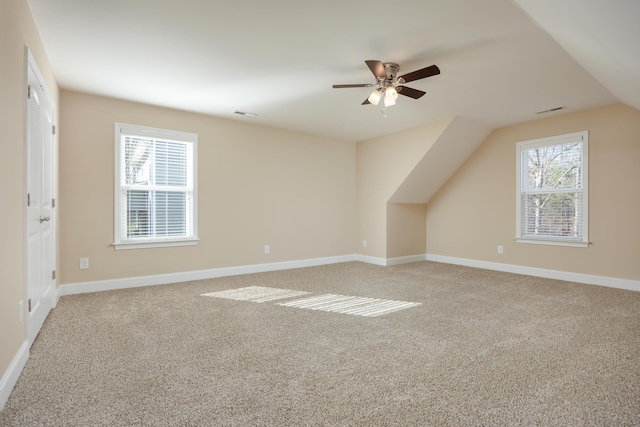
[25,48,57,345]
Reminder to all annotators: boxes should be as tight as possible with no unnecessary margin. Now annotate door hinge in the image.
[52,125,56,135]
[52,270,56,280]
[28,299,32,313]
[52,198,56,208]
[27,193,31,207]
[27,84,40,104]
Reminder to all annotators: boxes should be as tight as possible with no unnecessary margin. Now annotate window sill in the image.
[113,238,199,250]
[516,237,589,248]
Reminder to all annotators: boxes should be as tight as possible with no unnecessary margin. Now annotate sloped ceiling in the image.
[513,0,640,112]
[26,0,630,143]
[389,117,492,204]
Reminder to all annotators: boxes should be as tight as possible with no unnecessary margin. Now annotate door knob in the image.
[39,215,51,223]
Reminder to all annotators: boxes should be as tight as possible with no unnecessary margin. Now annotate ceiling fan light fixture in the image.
[386,86,398,101]
[368,88,382,105]
[383,86,398,106]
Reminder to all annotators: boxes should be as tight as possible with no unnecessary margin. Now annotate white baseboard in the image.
[56,252,639,301]
[426,254,640,292]
[0,341,29,411]
[355,254,387,266]
[356,254,427,267]
[386,254,427,266]
[57,254,357,299]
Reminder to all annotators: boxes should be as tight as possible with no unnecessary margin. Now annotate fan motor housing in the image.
[382,63,400,82]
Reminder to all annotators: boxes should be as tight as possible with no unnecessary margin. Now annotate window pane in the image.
[522,192,582,238]
[524,142,582,191]
[125,190,187,238]
[154,141,187,187]
[126,190,150,237]
[154,191,187,236]
[124,137,151,186]
[123,138,188,187]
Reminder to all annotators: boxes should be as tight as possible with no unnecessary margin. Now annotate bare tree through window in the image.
[517,132,588,246]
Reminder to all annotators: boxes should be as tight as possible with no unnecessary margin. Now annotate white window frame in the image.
[515,131,589,248]
[114,123,198,250]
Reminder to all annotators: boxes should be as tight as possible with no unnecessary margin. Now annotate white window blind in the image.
[516,131,588,247]
[114,123,197,249]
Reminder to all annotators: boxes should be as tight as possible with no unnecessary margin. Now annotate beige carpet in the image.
[1,261,639,426]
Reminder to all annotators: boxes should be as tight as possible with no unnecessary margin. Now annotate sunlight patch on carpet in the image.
[202,286,310,303]
[277,294,421,317]
[202,286,421,317]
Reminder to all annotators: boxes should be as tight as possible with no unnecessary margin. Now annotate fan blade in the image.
[396,86,426,99]
[361,98,371,105]
[365,60,386,80]
[398,65,440,83]
[333,84,373,88]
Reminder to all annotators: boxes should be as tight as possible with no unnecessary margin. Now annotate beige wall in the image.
[356,117,452,258]
[387,203,426,259]
[59,91,357,284]
[0,0,59,384]
[427,103,640,281]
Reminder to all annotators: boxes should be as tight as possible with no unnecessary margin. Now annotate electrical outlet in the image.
[363,240,367,248]
[264,245,270,254]
[497,245,504,254]
[80,258,89,269]
[18,300,24,322]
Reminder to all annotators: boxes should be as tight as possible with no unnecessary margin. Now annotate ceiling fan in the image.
[333,60,440,109]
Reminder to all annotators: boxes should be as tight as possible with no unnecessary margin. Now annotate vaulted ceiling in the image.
[27,0,638,143]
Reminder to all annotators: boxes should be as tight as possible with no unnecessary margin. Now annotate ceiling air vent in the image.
[536,106,566,115]
[235,111,258,117]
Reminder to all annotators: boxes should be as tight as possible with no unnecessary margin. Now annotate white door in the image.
[26,51,56,345]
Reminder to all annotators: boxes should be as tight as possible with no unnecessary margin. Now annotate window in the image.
[516,131,588,247]
[114,123,197,249]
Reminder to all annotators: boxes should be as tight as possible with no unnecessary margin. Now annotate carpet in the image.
[1,261,639,426]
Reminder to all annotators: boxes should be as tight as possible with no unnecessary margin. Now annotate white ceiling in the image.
[27,0,637,143]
